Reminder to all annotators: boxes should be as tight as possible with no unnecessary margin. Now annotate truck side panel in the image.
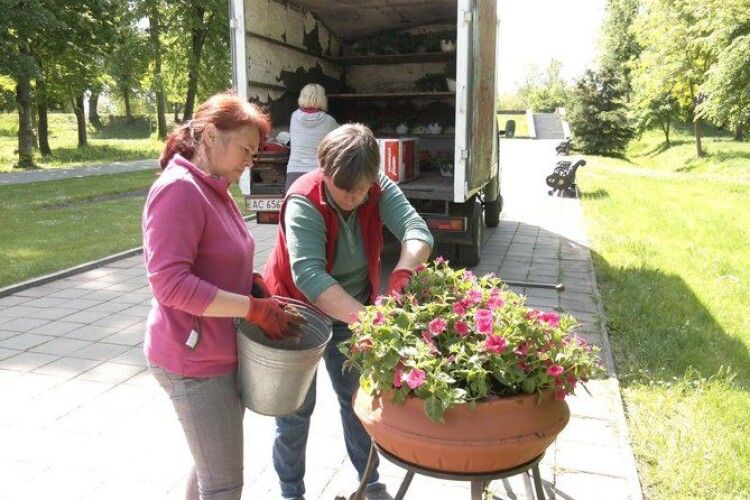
[466,0,497,196]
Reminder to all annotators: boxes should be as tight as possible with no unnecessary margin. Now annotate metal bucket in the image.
[235,297,332,416]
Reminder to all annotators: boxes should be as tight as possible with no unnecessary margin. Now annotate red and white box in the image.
[377,138,419,184]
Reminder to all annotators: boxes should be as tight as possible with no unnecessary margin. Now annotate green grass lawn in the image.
[0,171,247,288]
[497,113,529,138]
[579,127,750,498]
[0,113,162,172]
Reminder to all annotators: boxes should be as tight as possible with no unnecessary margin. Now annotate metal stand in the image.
[349,443,546,500]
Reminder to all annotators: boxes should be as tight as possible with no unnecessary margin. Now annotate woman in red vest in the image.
[264,124,434,500]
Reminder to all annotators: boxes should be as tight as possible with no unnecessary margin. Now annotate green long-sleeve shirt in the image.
[284,172,434,304]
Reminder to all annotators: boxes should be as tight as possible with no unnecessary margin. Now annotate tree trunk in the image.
[148,3,168,139]
[694,118,703,158]
[36,76,51,156]
[89,92,101,127]
[15,78,36,169]
[123,89,132,120]
[734,124,744,141]
[183,4,207,121]
[73,94,87,147]
[173,103,181,123]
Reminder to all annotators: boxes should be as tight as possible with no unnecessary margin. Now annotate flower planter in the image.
[353,388,569,473]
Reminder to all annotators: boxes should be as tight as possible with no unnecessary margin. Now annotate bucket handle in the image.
[273,295,333,329]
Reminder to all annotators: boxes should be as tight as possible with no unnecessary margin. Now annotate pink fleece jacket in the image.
[142,154,254,377]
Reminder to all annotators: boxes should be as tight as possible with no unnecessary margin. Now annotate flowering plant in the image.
[341,259,604,422]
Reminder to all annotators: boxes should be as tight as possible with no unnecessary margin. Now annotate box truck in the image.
[229,0,501,266]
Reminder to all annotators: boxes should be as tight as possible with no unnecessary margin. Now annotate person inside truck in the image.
[263,123,434,500]
[142,92,304,500]
[285,83,340,191]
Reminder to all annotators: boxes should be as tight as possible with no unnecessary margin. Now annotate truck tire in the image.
[484,195,502,227]
[483,173,502,227]
[457,201,483,267]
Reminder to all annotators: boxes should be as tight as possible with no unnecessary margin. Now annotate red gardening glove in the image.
[245,297,306,340]
[251,272,271,298]
[387,268,414,295]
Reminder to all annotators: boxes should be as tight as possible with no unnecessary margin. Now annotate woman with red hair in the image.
[142,93,303,500]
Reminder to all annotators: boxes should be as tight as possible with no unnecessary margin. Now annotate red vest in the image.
[263,169,384,307]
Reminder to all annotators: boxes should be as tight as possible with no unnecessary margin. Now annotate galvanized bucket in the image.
[235,297,332,416]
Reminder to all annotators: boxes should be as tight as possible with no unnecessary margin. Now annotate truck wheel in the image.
[457,201,483,267]
[484,195,502,227]
[484,174,502,228]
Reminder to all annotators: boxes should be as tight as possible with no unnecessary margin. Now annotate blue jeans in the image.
[273,322,380,499]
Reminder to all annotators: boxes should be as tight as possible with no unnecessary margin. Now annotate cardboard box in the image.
[377,138,419,184]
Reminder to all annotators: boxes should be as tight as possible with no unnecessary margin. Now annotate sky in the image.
[497,0,606,93]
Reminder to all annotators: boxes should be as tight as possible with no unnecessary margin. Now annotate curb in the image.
[0,214,257,299]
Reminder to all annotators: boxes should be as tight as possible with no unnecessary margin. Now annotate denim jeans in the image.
[150,366,244,500]
[272,322,380,499]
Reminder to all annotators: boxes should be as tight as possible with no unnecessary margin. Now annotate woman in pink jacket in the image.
[142,93,303,500]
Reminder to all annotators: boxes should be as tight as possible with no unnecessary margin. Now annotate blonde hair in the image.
[297,83,328,111]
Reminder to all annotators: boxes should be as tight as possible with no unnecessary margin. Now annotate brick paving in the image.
[0,139,642,499]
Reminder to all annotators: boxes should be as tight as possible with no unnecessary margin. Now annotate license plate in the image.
[247,196,283,212]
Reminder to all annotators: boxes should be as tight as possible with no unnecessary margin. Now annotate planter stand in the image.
[347,442,546,500]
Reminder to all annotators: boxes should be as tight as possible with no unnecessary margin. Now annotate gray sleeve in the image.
[377,173,434,247]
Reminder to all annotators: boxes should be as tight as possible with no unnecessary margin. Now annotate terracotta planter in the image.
[353,388,569,473]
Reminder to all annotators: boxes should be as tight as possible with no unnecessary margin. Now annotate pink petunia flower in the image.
[525,309,540,320]
[452,302,466,315]
[454,319,470,336]
[517,361,531,373]
[373,311,385,325]
[429,318,447,334]
[484,335,508,353]
[447,355,456,363]
[538,312,560,327]
[463,270,474,281]
[406,368,426,389]
[435,256,446,265]
[393,364,404,388]
[421,330,438,353]
[487,296,505,310]
[474,309,494,334]
[566,374,578,386]
[547,364,564,377]
[555,388,567,400]
[467,289,483,304]
[415,263,426,273]
[514,341,529,357]
[374,296,385,306]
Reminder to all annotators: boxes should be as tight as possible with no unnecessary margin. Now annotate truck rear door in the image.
[453,0,498,203]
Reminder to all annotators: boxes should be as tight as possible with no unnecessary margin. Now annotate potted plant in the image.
[445,60,456,92]
[341,259,604,473]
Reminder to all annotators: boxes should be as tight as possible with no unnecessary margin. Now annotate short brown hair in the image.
[317,123,379,191]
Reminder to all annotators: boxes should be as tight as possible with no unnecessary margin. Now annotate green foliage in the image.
[340,259,604,422]
[0,113,161,172]
[578,127,750,497]
[568,68,634,155]
[698,34,750,133]
[414,73,447,92]
[600,0,641,96]
[517,60,570,113]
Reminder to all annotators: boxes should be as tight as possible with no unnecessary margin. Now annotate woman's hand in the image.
[245,297,306,339]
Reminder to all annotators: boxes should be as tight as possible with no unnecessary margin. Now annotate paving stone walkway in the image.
[0,139,642,499]
[0,159,157,186]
